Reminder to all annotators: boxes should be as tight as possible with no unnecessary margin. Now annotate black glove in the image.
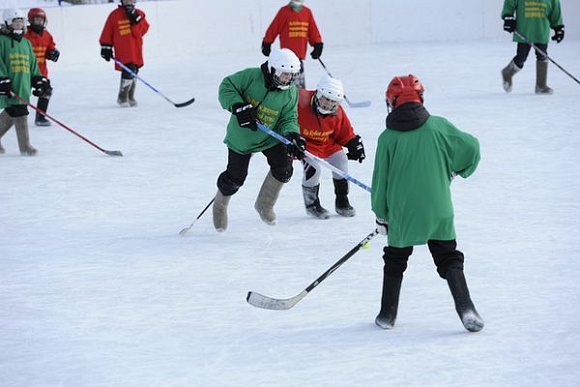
[232,102,258,130]
[101,45,113,62]
[552,25,564,43]
[0,77,12,96]
[345,135,365,163]
[285,132,306,160]
[310,42,323,59]
[31,75,50,97]
[47,49,60,62]
[261,41,271,57]
[124,5,142,24]
[503,16,516,33]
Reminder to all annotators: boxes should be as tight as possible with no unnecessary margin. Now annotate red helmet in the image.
[28,8,47,26]
[385,74,425,109]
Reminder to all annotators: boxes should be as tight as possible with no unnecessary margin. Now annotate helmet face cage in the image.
[28,8,47,28]
[315,75,344,114]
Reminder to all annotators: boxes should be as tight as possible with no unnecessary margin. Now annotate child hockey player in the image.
[213,48,305,232]
[99,0,149,107]
[24,8,59,126]
[0,9,49,156]
[501,0,564,94]
[371,74,484,332]
[297,75,365,219]
[261,0,323,88]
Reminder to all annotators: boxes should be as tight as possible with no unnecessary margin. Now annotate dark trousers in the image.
[513,42,548,68]
[217,143,293,196]
[121,63,139,80]
[383,240,464,279]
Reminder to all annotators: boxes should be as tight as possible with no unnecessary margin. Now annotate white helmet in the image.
[268,48,301,90]
[315,75,344,114]
[3,9,26,35]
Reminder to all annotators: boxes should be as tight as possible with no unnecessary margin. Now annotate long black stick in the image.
[246,229,379,310]
[514,30,580,85]
[179,197,215,236]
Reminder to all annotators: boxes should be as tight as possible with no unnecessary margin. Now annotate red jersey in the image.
[263,5,322,60]
[298,90,356,159]
[24,29,56,78]
[99,7,149,70]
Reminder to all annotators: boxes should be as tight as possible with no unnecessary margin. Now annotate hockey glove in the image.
[376,218,388,236]
[503,16,516,33]
[261,41,271,57]
[31,76,50,97]
[124,5,142,24]
[345,135,366,163]
[552,25,565,43]
[232,102,258,131]
[101,45,113,62]
[47,49,60,62]
[310,42,323,60]
[0,77,12,97]
[285,132,306,160]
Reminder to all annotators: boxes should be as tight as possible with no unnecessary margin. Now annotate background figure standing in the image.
[371,75,483,332]
[262,0,323,89]
[297,75,365,219]
[99,0,149,107]
[501,0,564,94]
[0,9,49,156]
[24,8,59,127]
[214,48,306,232]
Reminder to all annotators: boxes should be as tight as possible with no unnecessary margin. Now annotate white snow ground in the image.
[1,40,580,387]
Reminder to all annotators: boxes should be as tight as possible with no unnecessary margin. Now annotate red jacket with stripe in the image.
[298,90,356,158]
[263,5,322,60]
[99,6,149,70]
[24,29,56,78]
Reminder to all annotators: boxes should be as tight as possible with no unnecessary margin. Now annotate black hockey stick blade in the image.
[104,150,123,157]
[345,96,371,108]
[246,290,307,310]
[174,97,196,108]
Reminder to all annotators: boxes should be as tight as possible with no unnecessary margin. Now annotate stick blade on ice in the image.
[246,290,307,310]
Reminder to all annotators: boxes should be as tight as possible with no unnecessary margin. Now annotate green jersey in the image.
[0,34,41,108]
[218,66,299,154]
[501,0,563,44]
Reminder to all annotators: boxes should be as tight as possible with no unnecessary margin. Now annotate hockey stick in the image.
[513,30,580,86]
[247,229,379,310]
[317,59,371,108]
[179,197,215,236]
[257,122,371,193]
[112,58,196,107]
[10,92,123,156]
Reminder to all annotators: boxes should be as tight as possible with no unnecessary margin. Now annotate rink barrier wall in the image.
[41,0,579,66]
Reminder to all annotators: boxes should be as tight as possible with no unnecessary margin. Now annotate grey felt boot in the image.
[501,60,521,93]
[0,110,14,154]
[535,60,553,94]
[128,79,138,107]
[117,78,132,107]
[14,116,37,156]
[254,171,284,225]
[212,190,232,232]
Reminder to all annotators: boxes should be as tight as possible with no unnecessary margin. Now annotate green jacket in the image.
[502,0,563,44]
[0,34,41,108]
[218,65,299,154]
[371,104,480,248]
